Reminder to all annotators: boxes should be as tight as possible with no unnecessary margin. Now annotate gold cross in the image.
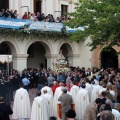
[38,104,40,108]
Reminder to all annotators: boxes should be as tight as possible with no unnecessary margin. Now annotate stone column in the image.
[12,54,28,72]
[68,54,80,67]
[42,0,46,14]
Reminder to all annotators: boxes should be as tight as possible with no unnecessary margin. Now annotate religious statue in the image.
[57,49,65,60]
[53,49,69,70]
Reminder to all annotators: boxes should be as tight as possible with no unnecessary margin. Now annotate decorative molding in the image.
[45,54,58,58]
[67,54,80,57]
[13,54,29,58]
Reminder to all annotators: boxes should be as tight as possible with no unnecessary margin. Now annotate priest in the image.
[31,92,49,120]
[53,82,65,119]
[91,84,102,102]
[70,81,79,103]
[75,82,89,120]
[85,78,93,102]
[12,83,31,120]
[41,82,53,96]
[42,89,54,118]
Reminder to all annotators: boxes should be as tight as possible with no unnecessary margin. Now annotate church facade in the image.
[0,0,120,72]
[0,0,77,18]
[0,35,93,72]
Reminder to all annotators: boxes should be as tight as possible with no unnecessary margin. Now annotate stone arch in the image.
[25,40,52,54]
[0,40,18,70]
[92,45,119,69]
[57,42,74,66]
[57,41,74,54]
[25,40,52,69]
[0,40,18,55]
[101,47,118,69]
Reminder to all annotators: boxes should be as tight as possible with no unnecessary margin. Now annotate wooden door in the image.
[34,0,41,14]
[61,5,68,16]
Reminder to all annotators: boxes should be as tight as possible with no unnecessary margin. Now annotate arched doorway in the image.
[60,43,73,65]
[0,0,9,11]
[27,42,51,69]
[101,47,118,69]
[0,42,11,70]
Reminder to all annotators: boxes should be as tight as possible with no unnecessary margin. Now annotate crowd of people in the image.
[0,66,120,120]
[0,8,71,23]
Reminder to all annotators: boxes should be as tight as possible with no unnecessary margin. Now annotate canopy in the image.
[0,55,12,63]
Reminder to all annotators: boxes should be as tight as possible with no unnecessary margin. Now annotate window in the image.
[0,0,9,11]
[61,5,68,16]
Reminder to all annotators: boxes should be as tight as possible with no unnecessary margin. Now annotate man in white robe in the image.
[85,78,93,102]
[91,84,102,102]
[53,82,65,119]
[31,92,49,120]
[42,89,54,118]
[41,82,53,96]
[75,83,89,120]
[112,103,120,120]
[99,83,107,96]
[70,81,79,103]
[12,83,31,120]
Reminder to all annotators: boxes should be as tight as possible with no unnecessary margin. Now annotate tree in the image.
[66,0,120,50]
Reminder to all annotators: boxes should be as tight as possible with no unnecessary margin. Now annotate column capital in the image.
[13,54,29,58]
[67,54,80,58]
[45,54,58,58]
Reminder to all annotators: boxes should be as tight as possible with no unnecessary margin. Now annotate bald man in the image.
[42,90,54,118]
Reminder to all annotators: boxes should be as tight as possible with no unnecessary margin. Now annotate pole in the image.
[21,6,29,13]
[7,56,9,80]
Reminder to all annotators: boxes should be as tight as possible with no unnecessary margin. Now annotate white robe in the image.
[85,83,93,102]
[31,96,48,120]
[12,88,31,119]
[91,85,102,102]
[53,86,64,119]
[75,88,89,120]
[41,86,53,96]
[94,79,99,85]
[110,90,115,97]
[99,87,107,95]
[42,93,54,118]
[112,109,120,120]
[70,85,79,103]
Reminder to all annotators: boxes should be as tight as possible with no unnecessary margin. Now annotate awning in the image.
[0,55,12,63]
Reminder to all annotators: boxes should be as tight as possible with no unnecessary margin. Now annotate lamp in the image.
[21,6,29,13]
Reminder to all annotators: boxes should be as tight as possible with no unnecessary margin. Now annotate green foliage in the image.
[66,0,120,50]
[0,28,68,41]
